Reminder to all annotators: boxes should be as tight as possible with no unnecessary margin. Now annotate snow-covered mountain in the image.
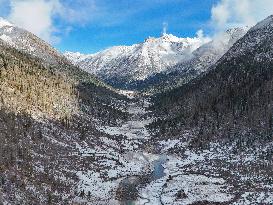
[0,17,68,65]
[65,33,211,89]
[143,27,249,92]
[174,27,249,73]
[65,28,248,91]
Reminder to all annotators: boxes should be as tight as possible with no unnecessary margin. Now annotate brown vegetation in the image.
[0,44,78,120]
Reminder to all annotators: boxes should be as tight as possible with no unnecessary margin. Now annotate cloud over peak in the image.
[211,0,273,30]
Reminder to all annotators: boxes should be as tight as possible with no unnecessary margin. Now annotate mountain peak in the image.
[0,17,13,28]
[0,17,68,66]
[144,32,211,46]
[160,33,182,42]
[144,33,180,43]
[144,36,157,43]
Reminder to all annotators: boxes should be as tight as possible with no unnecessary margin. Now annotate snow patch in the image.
[0,18,12,28]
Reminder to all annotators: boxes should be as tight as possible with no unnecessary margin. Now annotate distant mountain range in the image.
[65,28,248,91]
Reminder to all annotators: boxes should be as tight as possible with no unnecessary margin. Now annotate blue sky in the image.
[1,0,273,53]
[58,0,218,53]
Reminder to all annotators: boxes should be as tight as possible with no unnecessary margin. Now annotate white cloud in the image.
[195,29,211,45]
[8,0,62,43]
[162,21,168,35]
[7,0,97,44]
[211,0,230,29]
[211,0,273,30]
[58,0,97,25]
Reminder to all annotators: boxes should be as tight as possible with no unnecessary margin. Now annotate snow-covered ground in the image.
[75,99,233,205]
[100,100,153,142]
[73,98,273,205]
[73,99,161,204]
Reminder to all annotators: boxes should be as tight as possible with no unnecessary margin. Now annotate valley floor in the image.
[1,95,272,205]
[75,96,273,205]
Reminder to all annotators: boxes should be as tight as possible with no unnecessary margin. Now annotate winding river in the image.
[119,155,167,205]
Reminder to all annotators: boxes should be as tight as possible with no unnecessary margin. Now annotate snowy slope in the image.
[0,17,68,65]
[65,33,211,89]
[0,17,12,28]
[175,27,249,74]
[0,17,113,91]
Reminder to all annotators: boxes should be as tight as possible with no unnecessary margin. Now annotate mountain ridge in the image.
[0,17,68,66]
[64,32,211,90]
[65,28,248,91]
